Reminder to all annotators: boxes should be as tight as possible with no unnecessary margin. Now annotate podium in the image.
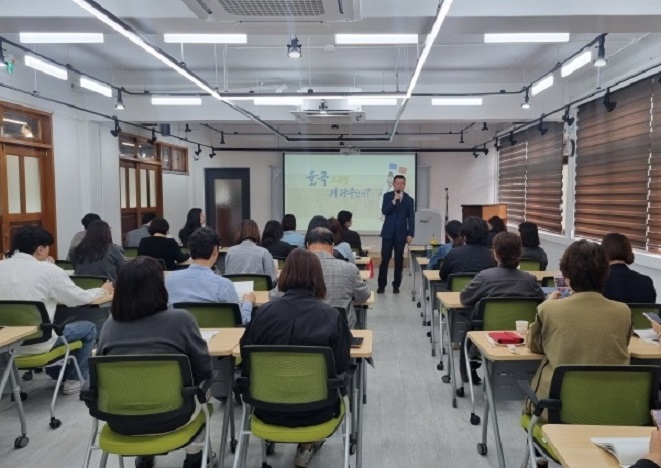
[411,210,444,246]
[461,204,507,224]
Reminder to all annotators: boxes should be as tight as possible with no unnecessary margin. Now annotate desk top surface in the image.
[541,424,654,468]
[409,246,427,252]
[422,270,441,282]
[0,326,38,349]
[206,328,245,356]
[354,257,372,266]
[417,257,430,267]
[436,292,466,309]
[230,329,373,359]
[529,270,560,281]
[254,290,375,307]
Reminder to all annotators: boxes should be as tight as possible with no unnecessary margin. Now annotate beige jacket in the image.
[525,291,632,422]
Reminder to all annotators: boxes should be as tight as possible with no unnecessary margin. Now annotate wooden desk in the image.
[206,328,245,357]
[629,336,661,359]
[542,425,654,468]
[254,290,375,308]
[359,270,370,281]
[529,270,560,282]
[0,326,37,349]
[417,257,430,267]
[421,270,443,357]
[436,291,463,309]
[355,257,372,266]
[408,245,427,301]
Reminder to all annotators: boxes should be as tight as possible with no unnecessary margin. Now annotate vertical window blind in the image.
[575,79,652,248]
[498,134,527,225]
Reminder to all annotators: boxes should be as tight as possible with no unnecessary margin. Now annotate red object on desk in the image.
[367,259,374,278]
[488,331,525,345]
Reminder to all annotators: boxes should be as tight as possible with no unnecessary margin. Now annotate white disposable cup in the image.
[515,320,529,334]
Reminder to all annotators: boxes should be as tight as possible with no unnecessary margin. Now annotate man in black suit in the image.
[378,175,415,294]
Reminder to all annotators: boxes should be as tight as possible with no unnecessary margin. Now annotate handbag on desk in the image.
[487,331,525,345]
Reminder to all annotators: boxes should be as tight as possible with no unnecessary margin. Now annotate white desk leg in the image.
[421,276,429,326]
[355,358,365,468]
[484,361,506,468]
[218,356,235,467]
[430,282,438,357]
[441,310,458,408]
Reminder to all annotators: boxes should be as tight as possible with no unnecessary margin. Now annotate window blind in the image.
[649,79,661,253]
[498,134,527,225]
[575,79,652,248]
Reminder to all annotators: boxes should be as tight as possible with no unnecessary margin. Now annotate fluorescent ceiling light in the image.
[253,97,304,106]
[531,74,554,96]
[348,98,398,106]
[335,34,418,45]
[151,96,202,106]
[80,76,112,97]
[406,0,454,100]
[561,50,592,77]
[70,0,224,102]
[163,34,247,44]
[226,93,405,102]
[431,97,483,106]
[24,55,68,80]
[484,33,570,43]
[19,32,104,43]
[3,118,28,125]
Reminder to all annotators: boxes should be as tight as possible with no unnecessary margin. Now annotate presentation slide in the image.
[284,153,416,232]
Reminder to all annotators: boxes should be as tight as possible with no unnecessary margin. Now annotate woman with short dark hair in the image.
[329,217,355,263]
[225,219,277,284]
[137,218,190,270]
[485,216,506,247]
[518,222,548,270]
[179,208,205,247]
[96,256,212,468]
[71,220,125,282]
[602,232,656,303]
[524,240,632,423]
[427,220,464,270]
[240,248,351,467]
[260,220,297,259]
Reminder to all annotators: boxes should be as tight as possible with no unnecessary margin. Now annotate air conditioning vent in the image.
[180,0,359,21]
[291,110,365,124]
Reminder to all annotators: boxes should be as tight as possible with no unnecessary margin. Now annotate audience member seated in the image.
[138,218,190,270]
[631,430,661,468]
[439,216,497,285]
[124,212,156,248]
[225,219,277,285]
[0,225,113,394]
[281,213,305,248]
[240,248,351,468]
[260,220,297,259]
[71,220,126,283]
[338,210,363,254]
[427,220,464,270]
[329,217,355,264]
[458,232,546,383]
[602,232,657,303]
[306,215,346,261]
[271,227,370,328]
[96,256,212,468]
[524,240,632,423]
[66,213,101,260]
[518,222,548,270]
[166,227,255,324]
[179,208,205,248]
[485,215,506,247]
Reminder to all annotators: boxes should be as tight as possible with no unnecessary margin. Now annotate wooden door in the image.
[119,159,162,244]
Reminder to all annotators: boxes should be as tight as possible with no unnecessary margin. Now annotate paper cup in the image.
[515,320,529,334]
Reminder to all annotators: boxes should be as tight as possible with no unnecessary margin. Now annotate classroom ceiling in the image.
[2,0,661,140]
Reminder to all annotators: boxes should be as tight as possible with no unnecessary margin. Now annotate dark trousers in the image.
[379,238,406,289]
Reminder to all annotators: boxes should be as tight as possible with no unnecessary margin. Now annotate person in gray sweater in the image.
[71,220,126,283]
[96,256,212,468]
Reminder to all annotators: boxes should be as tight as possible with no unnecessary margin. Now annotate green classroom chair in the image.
[233,346,351,468]
[273,257,287,270]
[224,274,273,291]
[540,276,555,288]
[123,248,138,259]
[81,354,212,468]
[0,301,84,429]
[447,273,476,292]
[70,275,107,290]
[54,260,74,270]
[519,258,543,271]
[172,302,243,328]
[627,303,661,330]
[519,365,661,468]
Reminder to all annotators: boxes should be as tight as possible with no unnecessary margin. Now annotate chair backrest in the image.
[447,273,476,292]
[0,300,53,345]
[540,276,555,287]
[628,303,661,329]
[172,302,242,328]
[70,275,107,290]
[155,259,168,270]
[124,248,138,258]
[83,354,196,436]
[472,297,542,330]
[224,274,273,291]
[351,247,361,255]
[239,345,342,413]
[273,257,287,270]
[180,247,190,255]
[54,260,74,270]
[519,258,542,271]
[547,365,661,426]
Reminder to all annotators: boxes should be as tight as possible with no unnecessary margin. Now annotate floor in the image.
[0,269,554,468]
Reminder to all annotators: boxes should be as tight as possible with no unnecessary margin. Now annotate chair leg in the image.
[520,445,531,468]
[99,452,109,468]
[233,404,251,468]
[261,439,267,466]
[118,456,124,468]
[343,397,352,468]
[201,403,211,468]
[69,354,84,384]
[526,415,540,468]
[82,418,98,468]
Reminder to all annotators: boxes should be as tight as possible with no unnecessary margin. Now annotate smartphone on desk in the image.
[644,312,661,325]
[351,336,364,348]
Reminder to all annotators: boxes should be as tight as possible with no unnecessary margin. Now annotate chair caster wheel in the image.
[477,443,488,456]
[265,441,275,455]
[470,413,481,425]
[349,441,357,455]
[426,331,431,338]
[49,417,61,429]
[230,438,237,454]
[426,321,431,326]
[14,435,29,449]
[22,371,33,381]
[456,387,465,397]
[416,301,421,308]
[441,375,451,384]
[260,463,272,468]
[437,362,444,371]
[11,392,27,402]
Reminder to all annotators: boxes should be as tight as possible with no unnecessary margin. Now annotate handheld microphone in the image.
[395,190,401,204]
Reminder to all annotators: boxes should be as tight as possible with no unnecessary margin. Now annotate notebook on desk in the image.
[591,437,648,467]
[233,281,254,296]
[487,332,525,345]
[634,329,659,343]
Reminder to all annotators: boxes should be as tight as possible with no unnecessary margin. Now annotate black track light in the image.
[148,127,157,145]
[494,139,502,152]
[110,116,121,137]
[209,149,216,159]
[115,88,125,110]
[561,106,575,126]
[0,42,6,65]
[287,36,302,58]
[594,35,607,68]
[602,88,617,112]
[508,131,517,147]
[472,148,479,158]
[482,122,488,131]
[184,123,191,140]
[220,131,225,145]
[537,116,548,136]
[459,131,465,144]
[521,88,531,109]
[194,144,202,157]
